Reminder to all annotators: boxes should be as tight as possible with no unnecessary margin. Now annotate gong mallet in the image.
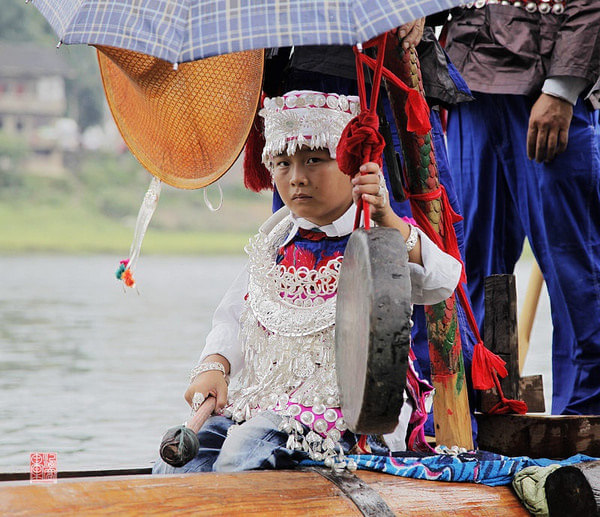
[159,394,216,467]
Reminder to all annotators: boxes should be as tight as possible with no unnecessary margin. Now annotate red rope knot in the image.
[336,111,385,176]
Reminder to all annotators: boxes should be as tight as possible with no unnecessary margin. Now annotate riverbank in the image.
[0,169,272,254]
[0,150,274,255]
[0,202,260,254]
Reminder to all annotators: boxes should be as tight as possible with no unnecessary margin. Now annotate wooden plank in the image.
[482,275,545,412]
[356,471,529,517]
[432,373,475,448]
[313,468,396,516]
[476,413,600,459]
[0,469,529,516]
[0,471,360,516]
[517,260,544,375]
[519,374,545,413]
[0,467,152,482]
[483,275,520,408]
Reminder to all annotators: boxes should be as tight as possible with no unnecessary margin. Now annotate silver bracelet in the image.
[189,361,228,384]
[405,224,419,253]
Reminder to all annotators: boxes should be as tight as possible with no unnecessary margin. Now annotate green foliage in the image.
[0,147,271,253]
[0,131,28,190]
[0,130,28,161]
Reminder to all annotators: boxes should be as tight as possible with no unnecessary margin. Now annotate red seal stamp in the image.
[30,452,57,483]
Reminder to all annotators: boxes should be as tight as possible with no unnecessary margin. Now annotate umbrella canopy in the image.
[32,0,462,64]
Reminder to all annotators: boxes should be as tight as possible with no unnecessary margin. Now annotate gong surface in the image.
[336,227,412,434]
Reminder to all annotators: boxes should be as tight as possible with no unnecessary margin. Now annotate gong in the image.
[335,227,412,435]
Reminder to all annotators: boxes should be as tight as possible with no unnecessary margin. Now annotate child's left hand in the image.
[352,162,391,224]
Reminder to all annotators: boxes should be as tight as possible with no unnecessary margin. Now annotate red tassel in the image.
[243,96,273,192]
[336,111,385,177]
[488,398,528,415]
[487,370,528,415]
[405,89,432,135]
[472,348,528,415]
[471,342,508,391]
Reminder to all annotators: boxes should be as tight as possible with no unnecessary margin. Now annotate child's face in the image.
[272,147,354,226]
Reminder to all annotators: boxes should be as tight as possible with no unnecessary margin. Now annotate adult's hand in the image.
[393,18,425,49]
[527,93,573,163]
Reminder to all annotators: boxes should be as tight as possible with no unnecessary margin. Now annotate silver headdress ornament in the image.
[260,90,360,166]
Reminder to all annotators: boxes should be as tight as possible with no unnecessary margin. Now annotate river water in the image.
[0,254,551,472]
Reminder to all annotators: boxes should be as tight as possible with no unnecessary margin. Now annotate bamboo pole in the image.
[518,260,544,375]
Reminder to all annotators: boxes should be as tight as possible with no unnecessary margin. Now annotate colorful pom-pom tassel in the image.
[122,268,135,288]
[115,259,128,280]
[114,177,162,291]
[116,258,135,288]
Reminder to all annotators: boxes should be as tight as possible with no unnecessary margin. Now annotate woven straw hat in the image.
[96,45,264,189]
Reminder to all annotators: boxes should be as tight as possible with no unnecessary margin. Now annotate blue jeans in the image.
[152,411,309,474]
[152,410,369,474]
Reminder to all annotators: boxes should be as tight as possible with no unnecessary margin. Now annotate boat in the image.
[0,466,529,516]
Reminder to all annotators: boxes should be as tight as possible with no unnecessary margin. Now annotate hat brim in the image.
[96,46,264,190]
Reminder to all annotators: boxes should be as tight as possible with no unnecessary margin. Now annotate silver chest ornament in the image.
[224,216,355,470]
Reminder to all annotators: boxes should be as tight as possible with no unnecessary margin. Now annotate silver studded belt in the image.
[463,0,566,14]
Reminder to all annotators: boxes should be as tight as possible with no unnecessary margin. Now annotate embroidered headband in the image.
[260,90,360,165]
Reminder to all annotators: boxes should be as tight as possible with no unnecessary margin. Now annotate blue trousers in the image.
[152,411,363,474]
[152,412,308,473]
[447,93,600,415]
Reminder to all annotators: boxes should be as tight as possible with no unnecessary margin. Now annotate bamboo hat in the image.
[95,45,264,189]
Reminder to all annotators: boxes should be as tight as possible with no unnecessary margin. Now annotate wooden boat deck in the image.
[0,469,528,516]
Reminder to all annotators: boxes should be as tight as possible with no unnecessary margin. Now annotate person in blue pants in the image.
[445,2,600,415]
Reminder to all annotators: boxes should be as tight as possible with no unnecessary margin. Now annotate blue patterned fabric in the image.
[303,451,598,486]
[33,0,466,64]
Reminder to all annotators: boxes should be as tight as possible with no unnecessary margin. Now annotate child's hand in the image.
[352,162,391,224]
[185,370,229,413]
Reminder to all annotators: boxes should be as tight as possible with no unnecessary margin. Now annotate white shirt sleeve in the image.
[197,265,248,377]
[409,228,462,306]
[542,76,589,106]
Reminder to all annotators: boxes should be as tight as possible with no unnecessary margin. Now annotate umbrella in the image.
[30,0,463,64]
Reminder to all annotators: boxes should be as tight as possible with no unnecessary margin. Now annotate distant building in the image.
[0,43,75,175]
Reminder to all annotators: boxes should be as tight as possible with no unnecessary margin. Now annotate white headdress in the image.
[260,90,360,165]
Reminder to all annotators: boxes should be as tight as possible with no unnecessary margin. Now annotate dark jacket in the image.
[444,1,600,99]
[265,26,473,108]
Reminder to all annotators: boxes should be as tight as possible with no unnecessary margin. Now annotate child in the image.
[153,90,461,474]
